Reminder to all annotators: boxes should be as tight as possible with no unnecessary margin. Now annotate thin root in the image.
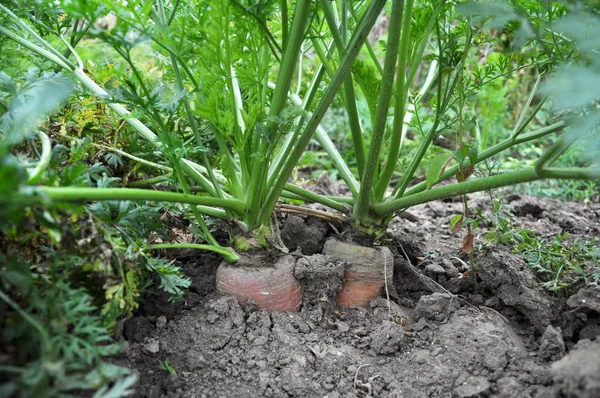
[276,203,346,222]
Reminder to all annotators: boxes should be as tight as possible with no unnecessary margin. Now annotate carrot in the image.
[216,254,302,312]
[323,240,394,308]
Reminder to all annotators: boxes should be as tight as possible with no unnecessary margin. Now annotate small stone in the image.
[123,316,153,343]
[539,325,565,361]
[454,376,491,397]
[337,321,350,333]
[431,347,444,357]
[285,322,296,334]
[484,352,507,370]
[144,338,160,354]
[567,284,600,313]
[425,263,446,275]
[415,293,457,321]
[146,385,163,398]
[441,258,456,270]
[156,315,167,329]
[551,339,600,397]
[206,296,234,315]
[296,320,310,334]
[206,312,219,325]
[441,258,460,278]
[411,318,429,332]
[292,354,307,367]
[579,318,600,340]
[164,373,181,390]
[496,376,522,397]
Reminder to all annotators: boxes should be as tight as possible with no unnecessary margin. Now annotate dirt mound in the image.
[112,195,600,397]
[551,339,600,398]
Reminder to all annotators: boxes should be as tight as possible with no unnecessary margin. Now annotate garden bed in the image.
[113,193,600,398]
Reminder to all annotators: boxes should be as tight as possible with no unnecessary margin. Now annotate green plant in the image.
[0,48,187,397]
[160,361,176,375]
[2,2,600,393]
[504,144,600,202]
[1,1,599,283]
[0,255,136,397]
[481,196,600,292]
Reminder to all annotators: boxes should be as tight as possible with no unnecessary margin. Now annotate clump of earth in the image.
[113,193,600,397]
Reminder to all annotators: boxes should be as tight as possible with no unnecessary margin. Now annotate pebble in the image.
[425,263,446,275]
[156,315,167,329]
[453,376,491,398]
[186,351,209,370]
[337,321,350,333]
[539,325,565,361]
[144,339,160,354]
[567,284,600,313]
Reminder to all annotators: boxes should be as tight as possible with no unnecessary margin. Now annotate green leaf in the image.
[0,72,74,144]
[0,151,28,224]
[0,72,16,95]
[0,256,32,293]
[542,66,600,111]
[161,361,177,375]
[104,152,123,169]
[353,59,381,129]
[426,153,452,190]
[92,374,137,398]
[146,257,191,301]
[458,2,517,29]
[450,214,464,232]
[554,11,600,55]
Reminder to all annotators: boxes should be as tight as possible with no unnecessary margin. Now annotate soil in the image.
[113,192,600,398]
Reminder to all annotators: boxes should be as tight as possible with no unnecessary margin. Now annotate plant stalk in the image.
[8,187,244,213]
[375,0,415,199]
[258,0,387,226]
[403,121,567,197]
[321,0,366,175]
[147,243,239,262]
[355,0,406,221]
[376,167,600,215]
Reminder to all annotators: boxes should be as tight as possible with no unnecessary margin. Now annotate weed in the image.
[0,254,136,397]
[0,69,188,396]
[481,195,600,293]
[160,361,177,375]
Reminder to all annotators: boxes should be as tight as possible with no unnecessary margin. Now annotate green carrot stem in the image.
[403,122,566,197]
[8,187,244,213]
[355,0,406,220]
[376,167,600,215]
[258,0,387,227]
[147,243,240,262]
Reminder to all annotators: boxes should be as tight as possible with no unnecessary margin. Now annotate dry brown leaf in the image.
[457,165,475,182]
[462,234,474,253]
